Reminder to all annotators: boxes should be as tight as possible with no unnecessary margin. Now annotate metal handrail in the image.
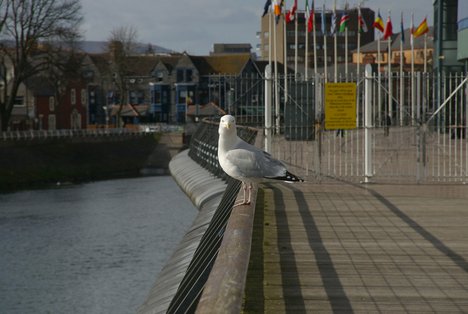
[167,118,258,313]
[0,128,150,141]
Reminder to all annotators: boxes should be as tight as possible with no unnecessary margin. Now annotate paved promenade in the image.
[242,180,468,313]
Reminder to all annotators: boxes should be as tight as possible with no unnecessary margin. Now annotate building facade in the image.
[457,0,468,70]
[353,28,434,73]
[433,0,464,73]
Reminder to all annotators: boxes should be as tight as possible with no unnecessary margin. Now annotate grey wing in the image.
[225,142,286,178]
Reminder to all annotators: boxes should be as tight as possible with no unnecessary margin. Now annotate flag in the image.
[262,0,272,17]
[321,5,326,35]
[383,15,393,40]
[339,11,349,32]
[306,0,314,33]
[400,12,405,43]
[373,10,385,33]
[413,17,429,38]
[358,7,368,33]
[330,6,337,35]
[274,0,284,24]
[285,0,297,23]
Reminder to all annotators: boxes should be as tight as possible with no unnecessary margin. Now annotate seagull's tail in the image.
[265,171,304,182]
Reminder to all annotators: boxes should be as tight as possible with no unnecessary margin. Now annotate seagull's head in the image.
[219,115,236,134]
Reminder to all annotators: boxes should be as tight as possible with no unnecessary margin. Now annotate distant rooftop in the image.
[76,41,177,55]
[210,43,253,56]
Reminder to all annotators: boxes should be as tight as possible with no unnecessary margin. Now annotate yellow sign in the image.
[324,82,357,130]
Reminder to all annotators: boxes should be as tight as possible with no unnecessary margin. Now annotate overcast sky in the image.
[80,0,434,55]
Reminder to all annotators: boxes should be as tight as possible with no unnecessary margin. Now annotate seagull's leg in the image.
[234,182,248,207]
[243,182,248,203]
[234,182,251,207]
[246,183,253,205]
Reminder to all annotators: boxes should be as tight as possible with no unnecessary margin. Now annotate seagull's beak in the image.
[225,122,231,129]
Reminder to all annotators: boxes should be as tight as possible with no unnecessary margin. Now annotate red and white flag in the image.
[285,0,297,23]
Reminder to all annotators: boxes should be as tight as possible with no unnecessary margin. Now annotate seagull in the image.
[217,114,303,206]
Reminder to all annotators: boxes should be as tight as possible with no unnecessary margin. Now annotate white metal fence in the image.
[210,69,468,184]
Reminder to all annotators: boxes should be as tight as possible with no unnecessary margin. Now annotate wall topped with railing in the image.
[0,128,154,141]
[147,118,259,313]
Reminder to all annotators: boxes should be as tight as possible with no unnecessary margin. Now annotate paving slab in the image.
[243,181,468,313]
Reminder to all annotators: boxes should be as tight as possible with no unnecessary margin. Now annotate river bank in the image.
[0,132,185,192]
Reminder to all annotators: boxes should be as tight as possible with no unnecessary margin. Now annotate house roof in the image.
[126,56,160,76]
[155,55,183,72]
[189,54,252,75]
[186,102,226,117]
[25,76,55,96]
[88,53,184,76]
[111,104,148,117]
[88,53,112,74]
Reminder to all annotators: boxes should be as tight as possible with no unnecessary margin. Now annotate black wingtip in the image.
[265,171,304,182]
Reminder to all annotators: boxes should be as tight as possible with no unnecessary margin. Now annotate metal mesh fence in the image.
[202,71,468,184]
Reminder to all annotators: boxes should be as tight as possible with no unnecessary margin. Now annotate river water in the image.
[0,176,197,314]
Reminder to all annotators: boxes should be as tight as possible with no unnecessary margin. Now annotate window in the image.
[154,90,161,104]
[178,90,187,104]
[442,1,458,40]
[81,89,86,106]
[178,89,195,104]
[186,69,193,82]
[48,114,56,130]
[176,69,194,82]
[89,91,95,104]
[49,96,55,112]
[155,70,164,81]
[70,88,76,105]
[82,70,94,79]
[13,96,24,107]
[71,110,81,129]
[176,69,184,82]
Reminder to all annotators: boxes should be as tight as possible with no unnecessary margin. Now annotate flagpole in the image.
[313,2,317,77]
[294,8,298,77]
[344,2,348,80]
[305,6,309,80]
[284,16,288,119]
[357,2,362,130]
[323,4,328,82]
[424,33,427,73]
[357,5,361,78]
[269,9,272,68]
[400,11,404,126]
[411,13,415,124]
[273,10,279,134]
[333,0,337,82]
[377,35,381,125]
[387,11,392,123]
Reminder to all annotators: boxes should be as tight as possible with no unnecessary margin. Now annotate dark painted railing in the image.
[0,128,154,141]
[167,118,257,313]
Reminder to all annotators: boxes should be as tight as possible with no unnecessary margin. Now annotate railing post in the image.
[265,64,272,153]
[364,64,373,183]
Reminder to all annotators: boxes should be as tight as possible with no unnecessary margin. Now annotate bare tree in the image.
[0,0,82,131]
[107,25,138,127]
